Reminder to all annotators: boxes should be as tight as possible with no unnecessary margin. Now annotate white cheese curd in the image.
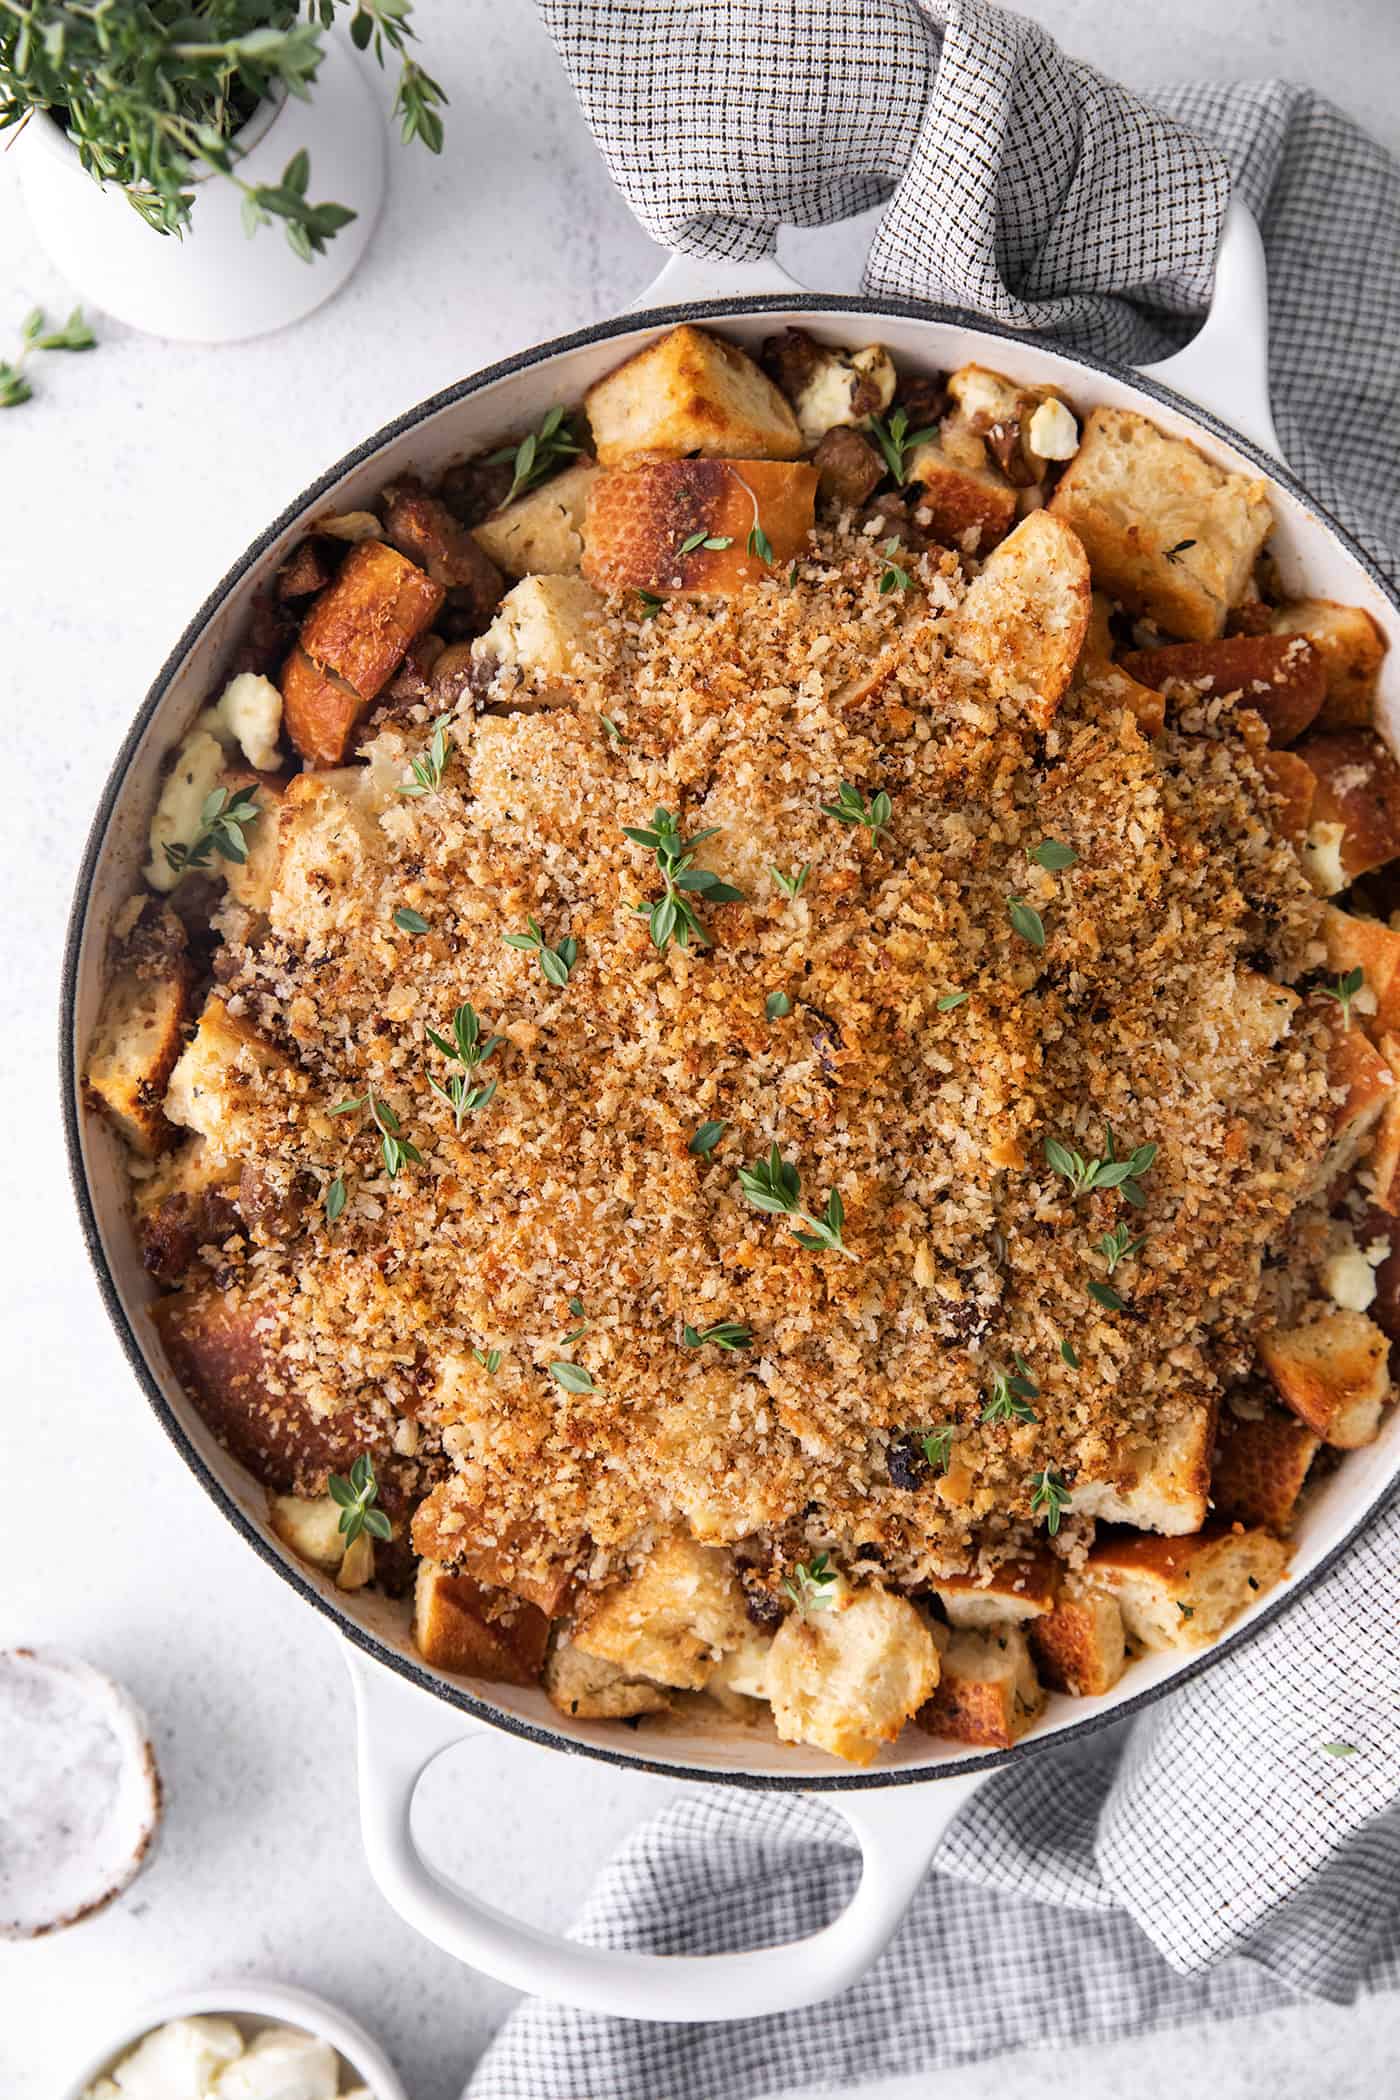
[108,2016,243,2097]
[215,671,284,772]
[1323,1241,1378,1312]
[143,728,226,892]
[215,2027,339,2100]
[1028,395,1080,460]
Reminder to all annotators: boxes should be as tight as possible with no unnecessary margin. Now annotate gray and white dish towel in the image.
[471,4,1400,2093]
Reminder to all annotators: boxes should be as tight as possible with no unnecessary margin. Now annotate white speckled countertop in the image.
[4,2,1398,2093]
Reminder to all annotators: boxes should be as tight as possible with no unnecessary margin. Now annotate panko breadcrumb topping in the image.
[193,521,1332,1605]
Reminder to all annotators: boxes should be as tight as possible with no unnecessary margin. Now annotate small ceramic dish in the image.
[60,1981,409,2100]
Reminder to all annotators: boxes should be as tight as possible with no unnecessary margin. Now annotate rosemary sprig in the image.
[426,1001,503,1129]
[1030,1467,1071,1535]
[486,404,584,506]
[0,306,95,409]
[981,1357,1039,1426]
[821,782,892,845]
[868,405,941,486]
[503,916,578,987]
[330,1087,422,1179]
[622,807,744,951]
[164,784,260,876]
[737,1145,851,1257]
[1318,967,1364,1030]
[782,1552,839,1613]
[397,717,453,797]
[327,1453,392,1546]
[682,1319,753,1351]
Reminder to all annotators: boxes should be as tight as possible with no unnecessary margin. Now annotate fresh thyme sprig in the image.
[398,717,453,797]
[330,1086,422,1178]
[878,537,916,594]
[426,1001,503,1129]
[1318,967,1364,1030]
[737,1145,852,1257]
[503,916,578,987]
[682,1319,753,1351]
[486,404,584,505]
[622,808,745,951]
[0,306,95,409]
[868,405,941,486]
[1030,1467,1072,1535]
[1096,1223,1146,1275]
[473,1347,503,1375]
[981,1357,1039,1426]
[1045,1129,1157,1205]
[920,1425,956,1472]
[772,864,810,900]
[636,590,664,620]
[678,528,734,555]
[821,781,892,845]
[343,0,448,154]
[782,1552,839,1613]
[548,1360,595,1394]
[726,469,775,565]
[325,1171,347,1224]
[1028,838,1078,871]
[688,1120,727,1158]
[164,784,261,876]
[327,1453,392,1546]
[1006,895,1046,949]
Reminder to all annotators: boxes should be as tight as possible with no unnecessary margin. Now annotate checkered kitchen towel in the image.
[470,5,1400,2092]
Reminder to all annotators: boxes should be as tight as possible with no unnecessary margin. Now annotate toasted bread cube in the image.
[1365,1035,1400,1212]
[279,650,368,770]
[1258,1307,1390,1447]
[163,995,295,1161]
[215,766,284,914]
[472,461,599,578]
[1119,634,1325,746]
[1029,1590,1126,1697]
[1296,730,1400,893]
[1324,1023,1395,1176]
[544,1636,670,1721]
[572,1532,749,1690]
[1077,659,1167,738]
[85,947,191,1158]
[414,1560,549,1685]
[1211,1405,1321,1531]
[1325,907,1400,1032]
[269,772,384,949]
[298,539,444,699]
[1069,1402,1215,1535]
[585,324,802,467]
[1087,1522,1286,1649]
[1256,747,1317,845]
[949,511,1091,729]
[411,1470,575,1618]
[1047,405,1272,640]
[931,1553,1057,1629]
[916,1624,1044,1747]
[582,458,817,597]
[472,574,604,690]
[1273,599,1387,728]
[766,1585,938,1766]
[905,436,1018,551]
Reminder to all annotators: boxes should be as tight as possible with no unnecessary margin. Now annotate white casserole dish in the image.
[62,204,1400,2021]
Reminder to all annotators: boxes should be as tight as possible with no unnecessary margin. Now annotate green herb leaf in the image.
[739,1146,852,1257]
[548,1360,595,1394]
[1060,1337,1080,1368]
[688,1120,727,1158]
[472,1347,503,1375]
[937,990,969,1012]
[1029,838,1078,871]
[747,522,774,565]
[326,1451,387,1548]
[1318,967,1365,1031]
[681,1319,753,1351]
[765,989,792,1021]
[1007,895,1046,949]
[1087,1278,1126,1312]
[163,784,261,877]
[393,906,430,935]
[1030,1467,1071,1535]
[325,1172,346,1224]
[1097,1223,1147,1275]
[1045,1131,1157,1200]
[1164,538,1197,564]
[504,915,578,987]
[772,864,810,900]
[600,716,628,745]
[623,807,745,953]
[487,406,584,505]
[1322,1741,1359,1757]
[397,716,453,797]
[821,781,893,846]
[867,406,940,486]
[919,1425,956,1472]
[981,1360,1039,1426]
[782,1552,839,1613]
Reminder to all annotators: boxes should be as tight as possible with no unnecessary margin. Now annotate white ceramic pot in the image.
[63,202,1400,2023]
[59,1980,408,2100]
[16,36,385,343]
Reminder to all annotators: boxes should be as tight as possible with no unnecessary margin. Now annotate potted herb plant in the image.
[1,2,446,343]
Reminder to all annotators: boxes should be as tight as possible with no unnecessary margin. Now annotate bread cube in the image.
[1029,1589,1126,1697]
[414,1560,549,1685]
[164,995,295,1161]
[411,1474,575,1617]
[1211,1404,1320,1530]
[585,324,802,467]
[1256,747,1316,845]
[1257,1306,1390,1447]
[1364,1034,1400,1212]
[472,574,604,690]
[283,540,444,764]
[472,461,599,577]
[1273,599,1387,728]
[1323,1023,1395,1177]
[581,458,818,596]
[215,765,284,914]
[1086,1522,1286,1649]
[949,510,1091,729]
[1295,730,1400,893]
[544,1636,670,1720]
[1118,634,1325,746]
[1325,906,1400,1033]
[571,1532,749,1690]
[905,436,1018,551]
[1069,1401,1216,1535]
[85,942,191,1158]
[931,1553,1057,1629]
[766,1585,939,1766]
[916,1624,1044,1747]
[1047,405,1272,640]
[269,772,384,949]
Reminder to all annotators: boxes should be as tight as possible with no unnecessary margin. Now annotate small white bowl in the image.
[60,1981,409,2100]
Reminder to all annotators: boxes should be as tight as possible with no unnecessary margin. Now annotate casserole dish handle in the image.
[637,197,1281,461]
[346,1645,983,2020]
